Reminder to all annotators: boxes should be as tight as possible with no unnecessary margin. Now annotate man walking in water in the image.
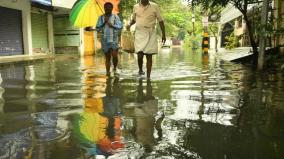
[86,2,122,76]
[127,0,166,79]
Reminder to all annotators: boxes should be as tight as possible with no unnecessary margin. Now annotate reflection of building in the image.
[0,64,28,113]
[0,57,56,129]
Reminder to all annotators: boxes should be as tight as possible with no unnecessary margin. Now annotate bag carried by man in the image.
[121,31,135,53]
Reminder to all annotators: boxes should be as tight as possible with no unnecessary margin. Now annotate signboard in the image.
[202,16,208,27]
[31,0,53,11]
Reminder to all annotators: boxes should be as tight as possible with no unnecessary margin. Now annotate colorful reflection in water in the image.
[0,48,283,159]
[72,56,124,158]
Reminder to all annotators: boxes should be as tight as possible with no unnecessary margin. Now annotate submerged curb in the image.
[0,54,54,64]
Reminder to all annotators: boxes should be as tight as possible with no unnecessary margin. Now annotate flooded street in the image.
[0,47,283,159]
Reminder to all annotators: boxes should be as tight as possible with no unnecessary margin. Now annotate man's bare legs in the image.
[105,49,119,76]
[137,52,153,78]
[105,52,111,76]
[112,49,118,72]
[146,54,152,79]
[138,51,144,75]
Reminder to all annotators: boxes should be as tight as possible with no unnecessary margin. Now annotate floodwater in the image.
[0,47,283,159]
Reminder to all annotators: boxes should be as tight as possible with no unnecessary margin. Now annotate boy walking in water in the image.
[86,2,122,76]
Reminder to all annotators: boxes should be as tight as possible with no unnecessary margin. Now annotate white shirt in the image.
[132,2,163,28]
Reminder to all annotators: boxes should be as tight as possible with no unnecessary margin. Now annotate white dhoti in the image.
[134,27,158,54]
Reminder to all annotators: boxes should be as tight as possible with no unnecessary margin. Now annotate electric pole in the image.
[258,0,269,70]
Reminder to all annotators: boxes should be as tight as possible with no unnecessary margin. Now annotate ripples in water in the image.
[0,49,283,158]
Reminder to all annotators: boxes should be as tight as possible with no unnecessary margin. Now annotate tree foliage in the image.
[120,0,191,39]
[224,32,240,49]
[190,0,263,55]
[119,0,137,22]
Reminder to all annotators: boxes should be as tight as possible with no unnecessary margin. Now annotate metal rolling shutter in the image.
[53,16,80,47]
[31,13,48,52]
[0,6,23,56]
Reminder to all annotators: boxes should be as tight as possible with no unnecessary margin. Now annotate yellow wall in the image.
[84,31,95,56]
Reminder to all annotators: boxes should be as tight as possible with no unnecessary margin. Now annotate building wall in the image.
[0,0,32,55]
[274,0,284,52]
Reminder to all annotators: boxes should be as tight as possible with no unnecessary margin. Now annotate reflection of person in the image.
[86,2,122,76]
[127,0,166,79]
[99,77,124,156]
[101,77,121,118]
[74,77,123,158]
[133,79,164,153]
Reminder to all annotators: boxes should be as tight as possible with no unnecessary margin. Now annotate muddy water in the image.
[0,48,283,159]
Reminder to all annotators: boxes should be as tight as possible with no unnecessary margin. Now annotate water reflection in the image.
[169,53,238,126]
[1,63,28,112]
[0,48,283,158]
[121,79,165,158]
[73,56,125,158]
[0,60,69,159]
[74,77,124,158]
[133,79,163,153]
[0,111,67,159]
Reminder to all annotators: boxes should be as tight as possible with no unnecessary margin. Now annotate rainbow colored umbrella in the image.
[70,0,104,28]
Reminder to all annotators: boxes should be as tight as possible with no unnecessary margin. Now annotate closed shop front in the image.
[31,12,49,53]
[53,15,80,53]
[0,6,23,56]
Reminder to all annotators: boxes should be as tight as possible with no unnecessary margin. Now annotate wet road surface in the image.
[0,47,283,159]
